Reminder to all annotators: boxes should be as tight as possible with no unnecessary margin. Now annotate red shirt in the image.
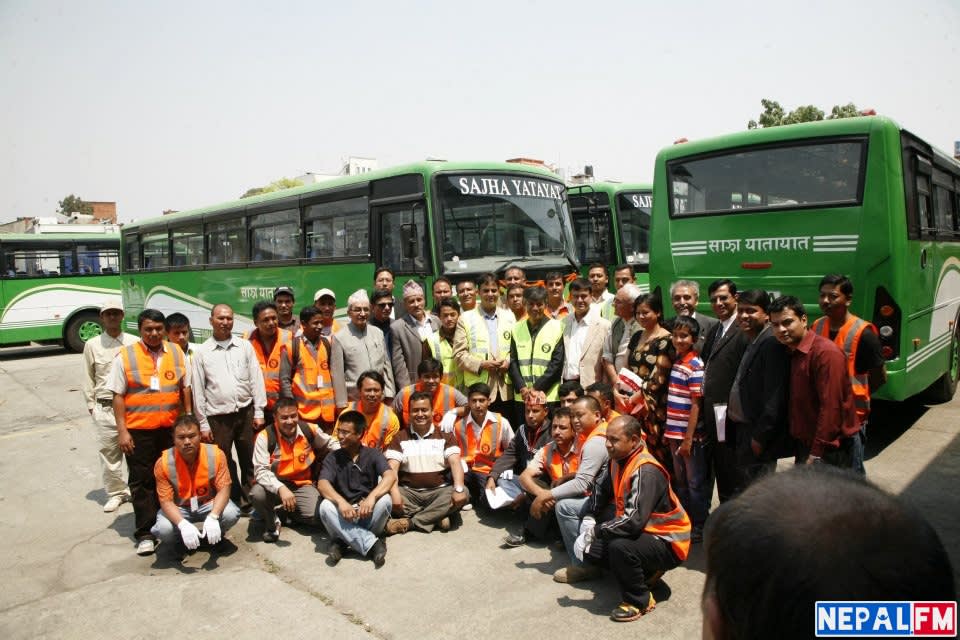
[788,330,858,457]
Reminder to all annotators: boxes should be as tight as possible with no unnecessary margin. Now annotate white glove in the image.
[440,410,458,433]
[178,519,201,550]
[501,469,514,482]
[572,516,597,562]
[203,515,222,545]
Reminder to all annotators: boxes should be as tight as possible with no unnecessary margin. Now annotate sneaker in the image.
[136,539,158,556]
[370,539,387,568]
[461,503,474,511]
[327,540,346,566]
[610,595,656,622]
[502,533,526,548]
[262,518,281,543]
[103,493,129,513]
[552,564,601,584]
[438,516,451,532]
[386,518,410,536]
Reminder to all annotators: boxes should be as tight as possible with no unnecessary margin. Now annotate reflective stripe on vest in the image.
[121,342,185,430]
[397,383,459,427]
[292,337,335,423]
[512,318,563,402]
[539,441,580,483]
[166,443,217,508]
[455,415,504,475]
[427,333,461,389]
[461,309,514,387]
[346,401,395,450]
[812,316,873,424]
[611,447,691,561]
[265,423,317,487]
[250,328,293,410]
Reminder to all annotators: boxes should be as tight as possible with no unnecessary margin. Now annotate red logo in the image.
[164,371,175,380]
[480,444,491,454]
[320,361,329,370]
[196,486,208,496]
[433,412,443,425]
[298,454,307,463]
[914,602,956,636]
[268,358,279,368]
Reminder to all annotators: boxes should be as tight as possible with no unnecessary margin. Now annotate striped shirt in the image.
[665,350,704,439]
[385,427,460,489]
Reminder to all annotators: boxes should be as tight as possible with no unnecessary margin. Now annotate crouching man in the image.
[385,392,469,534]
[251,397,339,542]
[576,415,691,623]
[151,415,240,558]
[317,411,396,567]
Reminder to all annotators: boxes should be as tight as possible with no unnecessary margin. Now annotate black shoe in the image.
[370,539,387,568]
[502,533,526,548]
[328,540,346,566]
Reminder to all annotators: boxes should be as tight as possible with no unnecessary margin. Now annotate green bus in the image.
[650,115,960,402]
[568,182,653,293]
[120,161,579,339]
[0,233,121,351]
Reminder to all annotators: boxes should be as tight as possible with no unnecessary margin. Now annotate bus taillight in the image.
[873,286,901,361]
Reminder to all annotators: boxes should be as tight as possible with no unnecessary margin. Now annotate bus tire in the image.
[924,319,960,404]
[65,311,103,353]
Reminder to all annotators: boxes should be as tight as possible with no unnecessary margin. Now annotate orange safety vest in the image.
[344,400,398,450]
[538,441,580,483]
[263,423,319,487]
[545,303,569,320]
[292,336,336,423]
[120,341,186,430]
[578,420,608,451]
[812,315,875,425]
[395,382,458,427]
[249,328,293,410]
[162,443,219,508]
[611,447,691,561]
[455,414,505,475]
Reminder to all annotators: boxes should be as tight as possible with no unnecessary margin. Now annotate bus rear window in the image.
[668,139,866,217]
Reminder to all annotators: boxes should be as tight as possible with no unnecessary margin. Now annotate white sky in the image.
[1,0,957,223]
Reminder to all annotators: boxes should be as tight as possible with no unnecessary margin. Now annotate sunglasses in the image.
[376,302,394,308]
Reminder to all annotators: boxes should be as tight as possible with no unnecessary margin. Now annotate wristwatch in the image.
[453,486,465,493]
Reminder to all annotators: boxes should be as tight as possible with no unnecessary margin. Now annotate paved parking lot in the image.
[0,347,956,639]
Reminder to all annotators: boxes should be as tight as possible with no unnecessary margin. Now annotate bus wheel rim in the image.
[78,321,102,342]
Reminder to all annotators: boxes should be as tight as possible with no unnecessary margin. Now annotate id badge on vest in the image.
[150,375,160,391]
[190,496,199,512]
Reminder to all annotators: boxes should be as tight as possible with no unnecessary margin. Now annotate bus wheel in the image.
[924,319,960,404]
[65,312,103,353]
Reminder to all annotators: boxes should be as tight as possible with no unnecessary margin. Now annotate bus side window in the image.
[933,183,955,239]
[917,174,934,236]
[304,197,369,260]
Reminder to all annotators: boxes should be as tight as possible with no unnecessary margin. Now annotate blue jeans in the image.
[151,500,241,548]
[318,494,392,555]
[850,426,866,476]
[668,439,710,529]
[556,496,590,566]
[497,476,524,501]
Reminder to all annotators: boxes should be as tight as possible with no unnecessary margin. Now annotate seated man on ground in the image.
[507,407,579,546]
[486,396,552,508]
[575,415,691,623]
[384,391,469,534]
[251,397,339,543]
[451,382,514,509]
[151,415,241,559]
[317,411,396,567]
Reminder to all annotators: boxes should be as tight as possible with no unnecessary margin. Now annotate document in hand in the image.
[485,486,515,510]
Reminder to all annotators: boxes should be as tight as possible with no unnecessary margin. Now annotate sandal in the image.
[610,595,656,622]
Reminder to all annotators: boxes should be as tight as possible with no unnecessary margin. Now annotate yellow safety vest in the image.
[512,318,563,402]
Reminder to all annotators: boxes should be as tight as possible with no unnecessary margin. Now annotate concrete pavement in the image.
[0,347,956,639]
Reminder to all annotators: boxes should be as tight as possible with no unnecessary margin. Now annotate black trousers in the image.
[125,427,173,541]
[209,403,255,505]
[712,439,740,503]
[605,534,680,608]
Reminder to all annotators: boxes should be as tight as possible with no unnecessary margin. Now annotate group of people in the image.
[81,262,901,623]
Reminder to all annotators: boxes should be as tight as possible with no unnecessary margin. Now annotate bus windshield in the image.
[437,173,577,273]
[617,191,651,270]
[668,139,866,216]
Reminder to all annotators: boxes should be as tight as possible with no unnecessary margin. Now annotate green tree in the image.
[57,194,93,216]
[240,177,304,199]
[748,99,862,129]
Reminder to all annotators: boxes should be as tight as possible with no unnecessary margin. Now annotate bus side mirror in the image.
[400,223,419,260]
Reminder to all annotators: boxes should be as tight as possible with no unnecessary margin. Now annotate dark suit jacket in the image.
[733,326,792,460]
[390,314,440,388]
[693,313,719,354]
[700,320,749,444]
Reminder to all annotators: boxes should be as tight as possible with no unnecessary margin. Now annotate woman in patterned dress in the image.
[623,293,675,468]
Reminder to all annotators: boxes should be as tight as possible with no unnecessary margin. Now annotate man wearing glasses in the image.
[332,289,396,409]
[370,289,396,355]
